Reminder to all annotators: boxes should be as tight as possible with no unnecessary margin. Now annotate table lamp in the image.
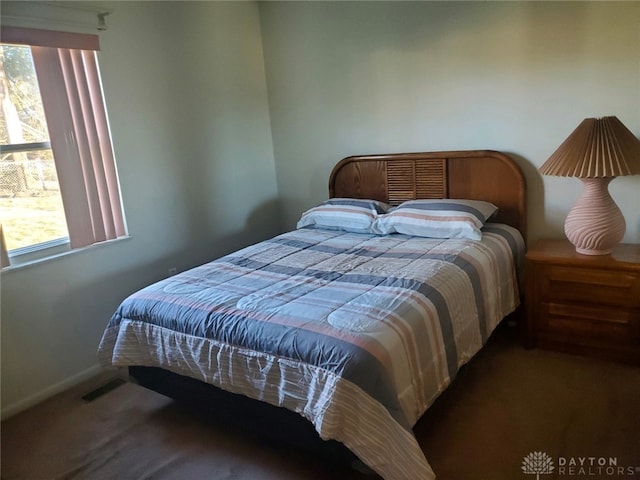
[539,116,640,255]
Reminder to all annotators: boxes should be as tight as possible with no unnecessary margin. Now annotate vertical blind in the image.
[1,26,125,263]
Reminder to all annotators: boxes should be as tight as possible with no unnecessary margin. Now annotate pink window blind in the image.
[2,26,125,254]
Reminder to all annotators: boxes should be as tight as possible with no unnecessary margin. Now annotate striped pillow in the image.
[297,198,390,233]
[371,199,498,240]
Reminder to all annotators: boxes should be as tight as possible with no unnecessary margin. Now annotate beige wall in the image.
[259,1,640,244]
[2,0,640,418]
[1,1,279,417]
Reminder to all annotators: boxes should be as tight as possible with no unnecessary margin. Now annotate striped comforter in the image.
[98,224,524,480]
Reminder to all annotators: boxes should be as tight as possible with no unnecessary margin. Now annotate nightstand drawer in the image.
[541,302,639,343]
[539,266,640,308]
[526,240,640,364]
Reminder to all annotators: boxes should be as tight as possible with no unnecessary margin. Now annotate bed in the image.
[98,150,527,480]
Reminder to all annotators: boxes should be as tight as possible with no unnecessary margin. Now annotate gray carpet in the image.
[2,324,639,480]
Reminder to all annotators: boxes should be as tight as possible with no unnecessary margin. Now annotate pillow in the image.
[296,198,391,233]
[371,199,498,240]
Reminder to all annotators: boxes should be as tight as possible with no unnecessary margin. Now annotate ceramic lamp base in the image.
[564,177,626,255]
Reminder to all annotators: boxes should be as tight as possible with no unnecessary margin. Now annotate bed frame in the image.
[330,150,526,241]
[130,150,527,468]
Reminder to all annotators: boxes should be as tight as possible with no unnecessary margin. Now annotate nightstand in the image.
[525,239,640,365]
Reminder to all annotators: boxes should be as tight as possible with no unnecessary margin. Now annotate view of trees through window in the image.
[0,44,69,252]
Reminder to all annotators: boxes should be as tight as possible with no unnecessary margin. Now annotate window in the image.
[1,43,66,252]
[0,27,126,268]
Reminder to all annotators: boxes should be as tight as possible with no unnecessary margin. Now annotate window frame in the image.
[1,26,127,269]
[0,139,68,263]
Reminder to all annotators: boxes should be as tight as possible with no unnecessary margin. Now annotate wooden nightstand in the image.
[525,239,640,365]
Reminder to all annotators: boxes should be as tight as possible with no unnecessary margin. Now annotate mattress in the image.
[98,223,525,480]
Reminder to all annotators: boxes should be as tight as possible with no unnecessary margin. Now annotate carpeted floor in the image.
[2,324,639,480]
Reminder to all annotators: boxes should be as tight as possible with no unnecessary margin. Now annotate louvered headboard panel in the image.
[386,158,448,204]
[329,150,527,241]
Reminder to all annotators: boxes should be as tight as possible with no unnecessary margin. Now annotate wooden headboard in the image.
[329,150,527,241]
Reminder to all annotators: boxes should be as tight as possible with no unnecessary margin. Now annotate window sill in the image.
[2,236,131,273]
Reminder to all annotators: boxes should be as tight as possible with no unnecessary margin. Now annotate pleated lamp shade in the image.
[539,116,640,255]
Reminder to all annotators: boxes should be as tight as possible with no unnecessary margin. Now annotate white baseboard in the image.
[1,364,107,420]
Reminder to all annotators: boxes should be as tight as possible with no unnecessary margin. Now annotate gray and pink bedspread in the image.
[98,224,524,480]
